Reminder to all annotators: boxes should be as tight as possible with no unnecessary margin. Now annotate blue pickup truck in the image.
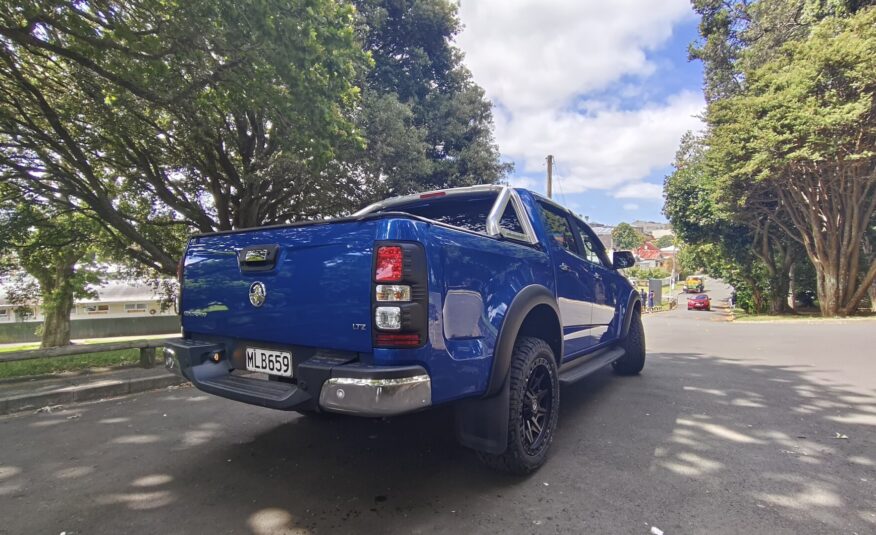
[166,185,644,473]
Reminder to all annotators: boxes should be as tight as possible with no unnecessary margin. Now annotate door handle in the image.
[559,262,572,272]
[592,271,602,280]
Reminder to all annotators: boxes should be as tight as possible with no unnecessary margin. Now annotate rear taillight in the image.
[376,284,411,302]
[375,306,402,330]
[375,246,403,282]
[372,242,427,348]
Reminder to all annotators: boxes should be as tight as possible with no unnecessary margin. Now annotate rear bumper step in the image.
[165,339,431,416]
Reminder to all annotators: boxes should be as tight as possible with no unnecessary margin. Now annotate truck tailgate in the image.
[181,221,377,353]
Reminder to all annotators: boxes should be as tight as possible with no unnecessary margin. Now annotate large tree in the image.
[351,0,511,198]
[707,8,876,316]
[0,0,370,274]
[0,0,509,278]
[612,223,645,251]
[679,1,876,316]
[0,185,106,347]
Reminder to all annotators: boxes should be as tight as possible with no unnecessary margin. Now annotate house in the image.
[631,220,672,236]
[591,224,615,252]
[0,281,175,323]
[659,245,680,258]
[634,241,664,268]
[652,229,675,240]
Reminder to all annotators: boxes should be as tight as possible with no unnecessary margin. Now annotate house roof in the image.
[636,242,664,261]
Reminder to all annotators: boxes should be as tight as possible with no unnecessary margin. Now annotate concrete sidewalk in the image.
[0,367,187,415]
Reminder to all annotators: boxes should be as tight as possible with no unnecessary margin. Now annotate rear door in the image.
[571,217,622,344]
[535,201,597,358]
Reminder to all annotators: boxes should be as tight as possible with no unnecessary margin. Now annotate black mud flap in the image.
[454,374,511,455]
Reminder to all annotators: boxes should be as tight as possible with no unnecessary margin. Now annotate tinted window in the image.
[572,219,609,267]
[377,193,495,232]
[377,192,524,235]
[499,202,524,234]
[536,201,577,254]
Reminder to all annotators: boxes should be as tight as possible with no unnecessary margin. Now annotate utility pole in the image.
[546,154,554,199]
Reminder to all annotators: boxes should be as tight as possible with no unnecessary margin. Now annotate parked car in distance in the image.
[684,275,705,293]
[687,293,711,311]
[166,185,646,474]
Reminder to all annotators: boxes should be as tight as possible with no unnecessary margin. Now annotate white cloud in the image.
[458,0,693,112]
[614,182,664,200]
[496,91,703,193]
[623,203,640,211]
[457,0,705,198]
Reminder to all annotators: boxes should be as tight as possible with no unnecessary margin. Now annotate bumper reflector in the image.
[375,333,420,346]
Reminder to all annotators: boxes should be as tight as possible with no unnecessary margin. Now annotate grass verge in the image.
[732,311,876,323]
[0,343,41,353]
[0,349,140,380]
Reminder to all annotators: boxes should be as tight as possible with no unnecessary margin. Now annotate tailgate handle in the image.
[238,244,279,272]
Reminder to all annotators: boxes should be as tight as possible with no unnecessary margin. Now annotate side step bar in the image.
[558,347,625,385]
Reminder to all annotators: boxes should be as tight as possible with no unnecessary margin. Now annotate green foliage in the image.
[706,7,876,315]
[0,184,112,346]
[675,3,876,316]
[0,0,371,273]
[0,0,509,276]
[352,0,511,198]
[655,235,676,248]
[611,223,645,250]
[627,267,671,280]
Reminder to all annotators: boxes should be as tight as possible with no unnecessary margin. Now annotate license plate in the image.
[245,347,293,377]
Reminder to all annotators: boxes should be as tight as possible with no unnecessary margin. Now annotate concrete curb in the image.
[0,373,187,415]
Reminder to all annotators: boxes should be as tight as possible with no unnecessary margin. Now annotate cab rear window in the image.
[377,193,523,234]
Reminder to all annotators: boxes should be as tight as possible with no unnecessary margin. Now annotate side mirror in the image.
[612,250,636,270]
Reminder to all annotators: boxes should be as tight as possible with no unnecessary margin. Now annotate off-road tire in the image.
[477,337,560,475]
[613,308,646,375]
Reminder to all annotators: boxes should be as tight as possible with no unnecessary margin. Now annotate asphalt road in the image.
[2,280,875,534]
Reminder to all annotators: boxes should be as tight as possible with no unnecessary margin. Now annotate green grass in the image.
[0,343,41,353]
[0,349,140,380]
[732,311,876,323]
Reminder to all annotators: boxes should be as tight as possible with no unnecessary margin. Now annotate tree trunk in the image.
[41,288,74,348]
[868,281,876,313]
[38,262,77,348]
[775,163,876,317]
[787,262,797,312]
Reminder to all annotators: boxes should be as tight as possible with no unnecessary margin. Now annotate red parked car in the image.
[687,294,711,311]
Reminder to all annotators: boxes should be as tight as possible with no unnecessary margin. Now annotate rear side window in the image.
[377,192,523,234]
[572,219,609,267]
[536,201,577,255]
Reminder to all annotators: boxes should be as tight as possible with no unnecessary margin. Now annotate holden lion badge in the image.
[249,281,267,307]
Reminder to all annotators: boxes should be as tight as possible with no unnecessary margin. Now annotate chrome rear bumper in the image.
[165,338,431,416]
[319,374,431,416]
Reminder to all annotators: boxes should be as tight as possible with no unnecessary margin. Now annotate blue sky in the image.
[457,1,705,225]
